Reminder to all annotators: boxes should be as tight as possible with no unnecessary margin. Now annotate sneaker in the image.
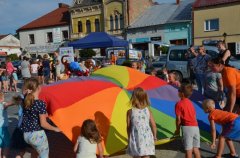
[229,154,239,158]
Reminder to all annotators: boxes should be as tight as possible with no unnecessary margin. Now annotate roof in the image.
[129,4,178,28]
[0,35,8,40]
[72,0,102,8]
[193,0,240,8]
[167,0,195,23]
[17,3,70,31]
[129,0,194,28]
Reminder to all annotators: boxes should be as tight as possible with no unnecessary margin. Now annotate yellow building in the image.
[70,0,153,40]
[193,0,240,55]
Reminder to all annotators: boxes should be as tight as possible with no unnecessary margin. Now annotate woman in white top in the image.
[30,60,39,78]
[74,119,103,158]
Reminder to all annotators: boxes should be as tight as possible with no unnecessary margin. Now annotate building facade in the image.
[127,0,194,57]
[17,3,70,57]
[0,34,21,56]
[193,0,240,55]
[70,0,153,40]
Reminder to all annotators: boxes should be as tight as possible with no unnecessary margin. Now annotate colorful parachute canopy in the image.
[39,65,219,155]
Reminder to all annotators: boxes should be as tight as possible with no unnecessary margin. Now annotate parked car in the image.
[229,56,240,70]
[145,55,167,74]
[165,45,220,80]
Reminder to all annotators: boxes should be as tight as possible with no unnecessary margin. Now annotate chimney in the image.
[59,3,63,8]
[58,3,68,8]
[176,0,180,5]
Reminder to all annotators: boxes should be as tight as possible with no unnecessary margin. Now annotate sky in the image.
[0,0,176,35]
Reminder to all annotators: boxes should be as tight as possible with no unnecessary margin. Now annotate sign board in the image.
[151,36,162,41]
[53,28,62,43]
[59,47,74,62]
[236,42,240,55]
[129,49,142,59]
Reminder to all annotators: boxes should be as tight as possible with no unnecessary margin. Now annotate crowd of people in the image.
[0,40,239,158]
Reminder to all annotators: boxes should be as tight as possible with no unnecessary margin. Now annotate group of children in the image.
[0,75,239,158]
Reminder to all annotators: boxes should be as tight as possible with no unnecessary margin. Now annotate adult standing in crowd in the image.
[217,41,231,66]
[42,54,51,84]
[6,57,16,91]
[192,45,211,94]
[53,52,61,81]
[211,57,240,114]
[30,59,39,78]
[186,45,198,85]
[20,56,31,80]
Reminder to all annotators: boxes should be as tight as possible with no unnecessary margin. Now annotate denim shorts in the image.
[24,130,49,158]
[0,127,10,148]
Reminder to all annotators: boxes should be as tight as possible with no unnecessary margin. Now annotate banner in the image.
[53,28,62,44]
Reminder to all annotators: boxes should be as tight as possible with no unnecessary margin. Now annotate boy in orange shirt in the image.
[175,84,201,158]
[202,99,239,158]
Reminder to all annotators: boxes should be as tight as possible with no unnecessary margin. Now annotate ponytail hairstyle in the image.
[23,78,40,109]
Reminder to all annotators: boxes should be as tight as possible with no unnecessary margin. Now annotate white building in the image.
[17,3,70,57]
[0,34,22,56]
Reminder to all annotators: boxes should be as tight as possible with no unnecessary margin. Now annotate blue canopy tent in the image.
[68,32,129,49]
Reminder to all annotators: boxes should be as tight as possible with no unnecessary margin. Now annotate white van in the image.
[166,45,219,80]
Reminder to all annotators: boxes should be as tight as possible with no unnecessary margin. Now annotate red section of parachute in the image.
[39,80,117,115]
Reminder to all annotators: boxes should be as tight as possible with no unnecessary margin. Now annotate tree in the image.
[79,49,96,58]
[7,54,19,61]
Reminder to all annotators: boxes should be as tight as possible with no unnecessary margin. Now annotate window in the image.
[46,32,53,43]
[95,19,100,32]
[29,34,35,44]
[169,50,188,61]
[110,15,114,30]
[78,21,83,32]
[205,19,219,31]
[115,15,119,30]
[62,30,68,41]
[120,14,124,29]
[86,20,91,33]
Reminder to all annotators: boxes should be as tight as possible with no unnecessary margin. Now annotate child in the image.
[12,70,18,92]
[0,92,13,158]
[126,87,157,158]
[74,119,103,158]
[202,99,239,158]
[204,61,224,109]
[168,72,181,87]
[174,84,201,158]
[20,78,60,157]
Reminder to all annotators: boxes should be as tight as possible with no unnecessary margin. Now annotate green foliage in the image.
[122,60,132,67]
[79,49,96,58]
[7,54,19,61]
[160,46,169,54]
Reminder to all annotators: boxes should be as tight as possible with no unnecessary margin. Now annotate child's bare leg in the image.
[225,139,237,156]
[216,135,225,157]
[186,149,193,158]
[193,147,201,158]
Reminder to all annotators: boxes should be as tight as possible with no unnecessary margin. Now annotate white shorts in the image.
[182,126,200,150]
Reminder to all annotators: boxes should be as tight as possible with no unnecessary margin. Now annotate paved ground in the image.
[5,89,240,158]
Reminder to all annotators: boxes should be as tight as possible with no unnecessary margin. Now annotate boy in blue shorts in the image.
[175,84,201,158]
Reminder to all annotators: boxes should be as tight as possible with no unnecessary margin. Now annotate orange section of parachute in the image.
[39,80,117,115]
[126,68,149,89]
[49,87,123,148]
